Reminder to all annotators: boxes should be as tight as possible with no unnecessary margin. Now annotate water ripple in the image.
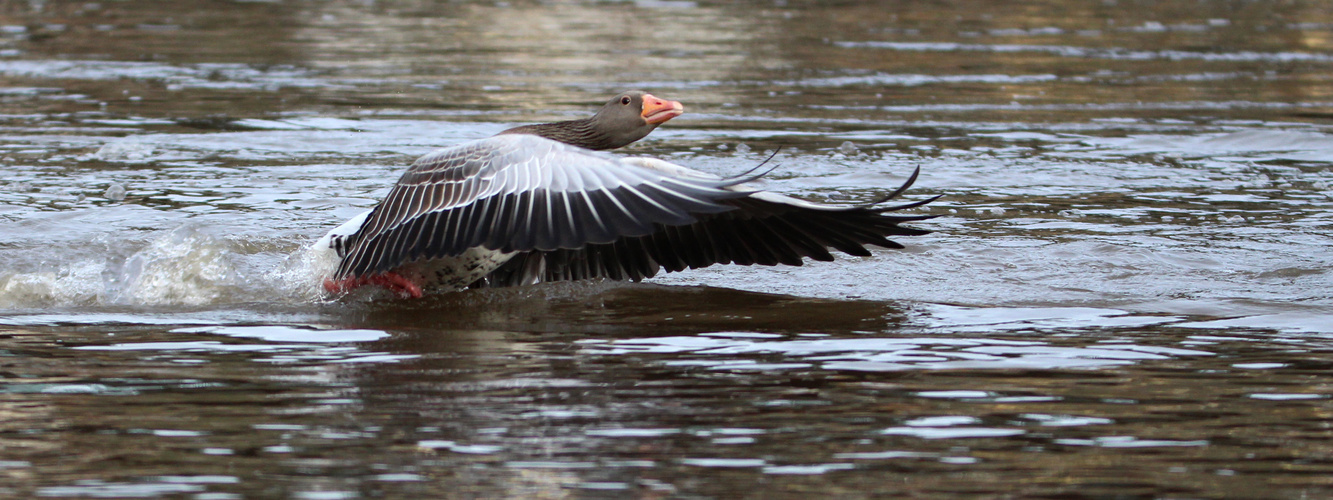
[836,41,1333,63]
[581,333,1214,372]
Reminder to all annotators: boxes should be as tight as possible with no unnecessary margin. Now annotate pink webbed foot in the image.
[323,272,424,299]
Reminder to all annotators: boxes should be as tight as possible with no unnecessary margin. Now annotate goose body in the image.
[314,92,935,298]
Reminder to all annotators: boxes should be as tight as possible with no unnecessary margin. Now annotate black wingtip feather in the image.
[335,135,942,290]
[872,194,943,213]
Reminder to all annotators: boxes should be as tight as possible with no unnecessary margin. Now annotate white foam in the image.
[93,140,157,162]
[0,261,105,308]
[266,213,367,302]
[114,226,237,306]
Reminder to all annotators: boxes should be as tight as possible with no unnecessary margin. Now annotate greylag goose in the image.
[314,91,935,298]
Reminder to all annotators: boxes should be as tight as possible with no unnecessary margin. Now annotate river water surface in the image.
[1,1,1331,498]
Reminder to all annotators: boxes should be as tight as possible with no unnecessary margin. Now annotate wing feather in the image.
[333,135,749,278]
[479,169,937,286]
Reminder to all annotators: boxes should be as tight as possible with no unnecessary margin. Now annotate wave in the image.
[835,41,1333,63]
[0,225,331,309]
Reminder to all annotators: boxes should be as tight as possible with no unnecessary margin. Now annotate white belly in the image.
[316,211,518,295]
[392,247,517,292]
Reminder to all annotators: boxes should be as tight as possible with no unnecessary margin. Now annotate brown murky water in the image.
[2,1,1332,498]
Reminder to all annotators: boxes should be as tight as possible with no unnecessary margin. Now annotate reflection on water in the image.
[2,299,1331,498]
[578,330,1216,371]
[2,0,1333,498]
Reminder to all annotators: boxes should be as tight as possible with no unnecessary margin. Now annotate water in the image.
[2,0,1332,498]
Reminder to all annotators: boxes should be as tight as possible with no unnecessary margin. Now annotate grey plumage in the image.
[326,134,937,293]
[332,134,757,282]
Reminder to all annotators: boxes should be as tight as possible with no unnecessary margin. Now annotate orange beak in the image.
[641,93,684,125]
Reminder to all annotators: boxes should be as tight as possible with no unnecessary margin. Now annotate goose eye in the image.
[621,96,631,105]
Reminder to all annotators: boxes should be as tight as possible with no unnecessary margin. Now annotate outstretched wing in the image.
[334,135,753,279]
[480,167,938,286]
